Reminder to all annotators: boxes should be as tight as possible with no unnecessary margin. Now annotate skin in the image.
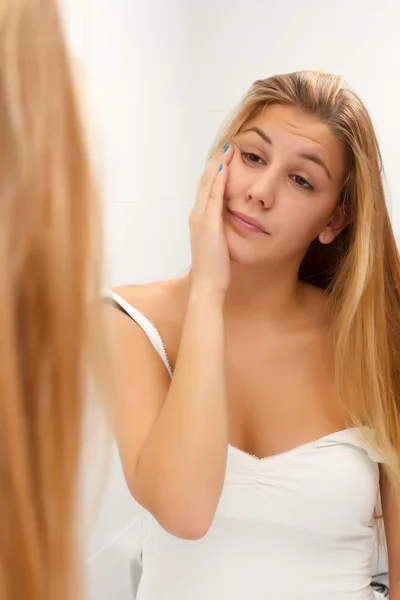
[110,104,399,582]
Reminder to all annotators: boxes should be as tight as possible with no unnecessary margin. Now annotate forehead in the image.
[241,104,346,183]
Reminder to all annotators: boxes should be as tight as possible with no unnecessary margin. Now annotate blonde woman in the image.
[106,71,400,599]
[0,0,104,599]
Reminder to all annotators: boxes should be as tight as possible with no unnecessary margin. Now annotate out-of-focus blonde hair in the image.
[0,0,105,599]
[211,70,400,513]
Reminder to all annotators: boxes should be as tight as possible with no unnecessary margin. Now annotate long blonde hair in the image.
[211,70,400,509]
[0,0,104,598]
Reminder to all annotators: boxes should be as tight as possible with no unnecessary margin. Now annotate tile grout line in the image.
[88,515,142,564]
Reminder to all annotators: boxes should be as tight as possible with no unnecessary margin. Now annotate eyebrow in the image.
[243,126,272,146]
[242,126,333,181]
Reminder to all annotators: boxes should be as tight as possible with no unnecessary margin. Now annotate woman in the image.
[106,70,400,599]
[0,0,105,599]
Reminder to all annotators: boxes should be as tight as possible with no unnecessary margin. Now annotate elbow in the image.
[159,498,216,540]
[153,498,215,540]
[128,467,216,540]
[129,481,213,540]
[160,515,212,540]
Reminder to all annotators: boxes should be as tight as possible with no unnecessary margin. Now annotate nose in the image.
[245,171,276,209]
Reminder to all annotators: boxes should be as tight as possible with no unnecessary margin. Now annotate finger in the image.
[192,144,233,218]
[207,161,228,220]
[221,141,235,167]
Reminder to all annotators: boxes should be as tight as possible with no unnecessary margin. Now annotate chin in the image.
[228,248,260,266]
[225,228,261,266]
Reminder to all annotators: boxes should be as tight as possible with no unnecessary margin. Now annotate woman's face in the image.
[223,104,347,267]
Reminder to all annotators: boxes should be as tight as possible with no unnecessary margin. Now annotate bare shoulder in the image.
[109,276,190,367]
[112,275,190,327]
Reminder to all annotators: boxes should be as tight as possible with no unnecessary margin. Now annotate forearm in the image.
[136,286,228,537]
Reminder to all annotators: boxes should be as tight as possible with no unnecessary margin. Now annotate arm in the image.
[108,146,234,540]
[107,287,227,540]
[137,287,228,538]
[380,465,400,598]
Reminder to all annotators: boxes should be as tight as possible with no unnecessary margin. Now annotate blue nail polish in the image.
[223,144,230,153]
[219,164,223,171]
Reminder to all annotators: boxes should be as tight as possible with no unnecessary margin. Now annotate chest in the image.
[224,323,344,459]
[163,311,344,461]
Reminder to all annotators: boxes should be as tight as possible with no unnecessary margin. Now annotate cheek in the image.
[306,194,338,234]
[224,155,251,200]
[281,199,333,243]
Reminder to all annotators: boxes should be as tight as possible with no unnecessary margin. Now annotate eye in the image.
[242,152,265,165]
[291,174,314,191]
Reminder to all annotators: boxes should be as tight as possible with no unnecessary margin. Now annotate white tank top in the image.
[106,290,383,600]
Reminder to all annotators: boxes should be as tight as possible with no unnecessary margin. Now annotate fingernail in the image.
[219,164,223,171]
[223,144,230,153]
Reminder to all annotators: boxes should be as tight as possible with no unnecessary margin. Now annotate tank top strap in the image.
[103,289,173,378]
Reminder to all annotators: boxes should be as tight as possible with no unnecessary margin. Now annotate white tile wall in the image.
[104,200,191,286]
[60,0,400,596]
[87,512,143,600]
[84,443,140,559]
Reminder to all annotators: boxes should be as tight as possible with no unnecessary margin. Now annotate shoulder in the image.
[108,277,190,367]
[111,275,190,326]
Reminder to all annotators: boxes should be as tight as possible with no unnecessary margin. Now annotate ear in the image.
[318,205,349,245]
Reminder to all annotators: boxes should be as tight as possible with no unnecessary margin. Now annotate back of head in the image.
[0,1,104,598]
[212,70,400,512]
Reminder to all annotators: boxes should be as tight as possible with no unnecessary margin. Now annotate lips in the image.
[228,210,268,234]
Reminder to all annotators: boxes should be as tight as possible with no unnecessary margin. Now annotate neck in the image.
[224,260,306,322]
